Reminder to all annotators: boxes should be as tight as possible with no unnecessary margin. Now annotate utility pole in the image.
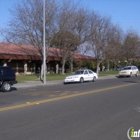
[43,0,46,84]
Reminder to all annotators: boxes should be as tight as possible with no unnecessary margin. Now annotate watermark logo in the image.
[127,127,140,140]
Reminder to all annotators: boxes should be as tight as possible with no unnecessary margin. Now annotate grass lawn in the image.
[16,70,119,83]
[99,70,119,76]
[16,73,71,83]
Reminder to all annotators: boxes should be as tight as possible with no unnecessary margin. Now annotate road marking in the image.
[0,82,137,112]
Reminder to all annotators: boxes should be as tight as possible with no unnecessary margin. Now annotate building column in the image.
[3,62,7,66]
[56,63,59,74]
[24,62,27,74]
[16,63,19,75]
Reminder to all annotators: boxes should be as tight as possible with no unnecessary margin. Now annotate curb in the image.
[13,75,118,89]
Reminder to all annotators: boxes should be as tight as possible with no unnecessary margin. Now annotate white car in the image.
[64,69,98,84]
[119,66,139,77]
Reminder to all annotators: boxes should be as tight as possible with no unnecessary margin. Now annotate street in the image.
[0,76,140,140]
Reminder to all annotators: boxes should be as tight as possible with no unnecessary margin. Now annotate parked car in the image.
[0,66,17,92]
[116,67,122,71]
[119,66,139,77]
[64,69,98,84]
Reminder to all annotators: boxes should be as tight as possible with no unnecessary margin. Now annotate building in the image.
[0,42,95,74]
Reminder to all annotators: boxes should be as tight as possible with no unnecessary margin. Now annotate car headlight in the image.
[73,76,78,78]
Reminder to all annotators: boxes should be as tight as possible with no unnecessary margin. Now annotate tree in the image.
[122,30,140,65]
[88,11,113,74]
[72,8,93,57]
[1,0,58,81]
[50,0,83,73]
[50,31,80,73]
[1,0,140,76]
[104,25,123,70]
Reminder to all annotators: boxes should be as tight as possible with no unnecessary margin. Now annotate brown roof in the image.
[0,42,95,62]
[0,42,39,55]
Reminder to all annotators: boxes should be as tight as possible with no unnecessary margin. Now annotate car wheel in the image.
[118,75,122,78]
[2,81,11,92]
[80,77,84,83]
[92,76,96,82]
[135,72,138,77]
[130,72,132,77]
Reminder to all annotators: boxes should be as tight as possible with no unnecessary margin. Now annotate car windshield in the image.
[73,70,84,75]
[122,67,131,70]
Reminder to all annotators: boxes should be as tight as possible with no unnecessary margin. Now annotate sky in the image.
[76,0,140,34]
[0,0,140,41]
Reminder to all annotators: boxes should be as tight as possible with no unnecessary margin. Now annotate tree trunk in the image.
[107,60,110,71]
[62,63,65,74]
[70,59,73,72]
[62,59,66,74]
[96,62,100,75]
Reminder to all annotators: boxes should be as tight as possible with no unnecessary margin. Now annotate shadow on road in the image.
[0,87,17,92]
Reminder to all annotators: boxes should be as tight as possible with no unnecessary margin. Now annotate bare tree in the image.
[1,0,140,76]
[104,25,123,70]
[1,0,58,80]
[50,31,80,73]
[67,7,91,71]
[122,30,140,65]
[50,0,83,73]
[88,11,113,74]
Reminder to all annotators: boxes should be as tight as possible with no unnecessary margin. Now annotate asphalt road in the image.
[0,76,140,140]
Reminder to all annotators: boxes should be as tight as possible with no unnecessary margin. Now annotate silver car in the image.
[119,66,139,77]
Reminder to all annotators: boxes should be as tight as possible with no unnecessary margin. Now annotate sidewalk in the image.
[13,75,118,89]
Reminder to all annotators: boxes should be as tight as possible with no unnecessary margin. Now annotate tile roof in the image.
[0,42,39,55]
[0,42,95,61]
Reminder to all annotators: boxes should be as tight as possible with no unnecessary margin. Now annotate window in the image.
[88,70,93,74]
[84,70,88,75]
[73,70,84,75]
[123,67,131,70]
[3,67,13,75]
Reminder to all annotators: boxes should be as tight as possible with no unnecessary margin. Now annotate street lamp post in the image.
[43,0,46,84]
